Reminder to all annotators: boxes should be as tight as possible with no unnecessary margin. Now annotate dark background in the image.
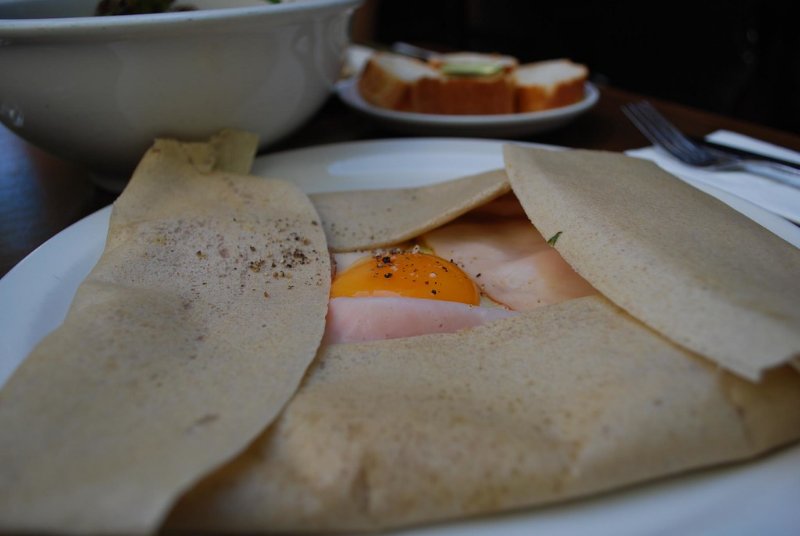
[353,0,799,134]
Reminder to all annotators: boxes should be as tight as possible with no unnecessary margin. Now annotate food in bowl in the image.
[0,0,361,179]
[358,51,589,115]
[94,0,284,16]
[95,0,193,15]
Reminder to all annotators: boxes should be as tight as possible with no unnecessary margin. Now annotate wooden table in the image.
[2,84,799,278]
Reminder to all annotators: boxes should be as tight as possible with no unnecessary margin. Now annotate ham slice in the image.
[423,218,596,310]
[324,297,515,344]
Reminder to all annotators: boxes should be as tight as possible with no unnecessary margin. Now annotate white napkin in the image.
[626,129,800,225]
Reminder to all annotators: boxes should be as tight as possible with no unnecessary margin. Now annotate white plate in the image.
[336,77,600,137]
[2,139,799,536]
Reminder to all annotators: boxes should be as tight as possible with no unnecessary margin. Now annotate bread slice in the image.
[414,73,516,115]
[514,59,588,112]
[358,53,442,111]
[357,52,587,116]
[416,52,517,114]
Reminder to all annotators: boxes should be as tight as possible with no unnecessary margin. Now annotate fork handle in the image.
[739,160,800,189]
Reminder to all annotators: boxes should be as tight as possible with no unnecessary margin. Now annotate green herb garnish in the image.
[546,231,563,246]
[440,62,503,77]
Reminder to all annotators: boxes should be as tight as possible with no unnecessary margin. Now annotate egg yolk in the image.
[331,252,480,305]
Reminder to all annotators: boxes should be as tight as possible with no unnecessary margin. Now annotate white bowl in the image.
[0,0,362,178]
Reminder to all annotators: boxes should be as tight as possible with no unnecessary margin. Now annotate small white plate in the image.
[336,77,599,137]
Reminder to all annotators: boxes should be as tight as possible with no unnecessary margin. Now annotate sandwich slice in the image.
[514,58,588,112]
[420,51,517,114]
[357,52,442,111]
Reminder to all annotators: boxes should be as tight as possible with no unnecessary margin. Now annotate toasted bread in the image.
[357,51,588,115]
[358,53,441,111]
[514,59,588,112]
[420,52,517,114]
[414,73,516,115]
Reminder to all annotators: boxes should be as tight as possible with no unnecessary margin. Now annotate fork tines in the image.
[622,100,712,166]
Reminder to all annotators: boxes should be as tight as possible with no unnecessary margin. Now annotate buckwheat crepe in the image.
[164,146,800,532]
[3,140,799,535]
[0,131,331,534]
[503,145,800,381]
[310,168,510,252]
[166,297,800,532]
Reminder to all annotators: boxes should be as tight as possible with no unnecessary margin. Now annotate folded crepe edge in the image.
[502,143,800,382]
[309,168,511,252]
[163,296,800,533]
[0,130,333,535]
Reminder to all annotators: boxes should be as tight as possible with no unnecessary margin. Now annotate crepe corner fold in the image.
[0,131,330,534]
[502,143,800,382]
[310,168,510,252]
[164,296,800,533]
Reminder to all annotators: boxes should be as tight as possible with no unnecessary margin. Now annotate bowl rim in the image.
[0,0,362,34]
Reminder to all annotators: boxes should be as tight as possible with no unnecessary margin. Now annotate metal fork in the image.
[390,41,440,61]
[622,100,800,189]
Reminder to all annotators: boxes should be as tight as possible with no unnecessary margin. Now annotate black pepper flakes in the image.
[248,259,266,273]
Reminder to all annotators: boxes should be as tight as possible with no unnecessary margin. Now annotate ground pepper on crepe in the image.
[0,131,331,534]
